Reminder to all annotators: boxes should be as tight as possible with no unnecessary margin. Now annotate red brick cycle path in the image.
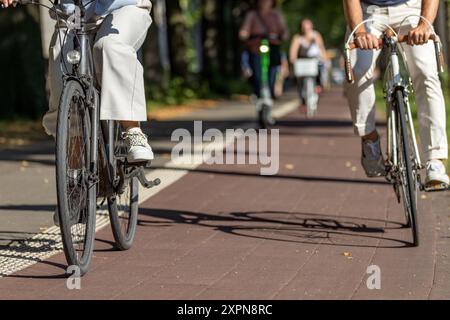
[1,88,449,299]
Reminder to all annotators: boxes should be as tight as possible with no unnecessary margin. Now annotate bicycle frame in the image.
[258,39,273,110]
[382,34,423,172]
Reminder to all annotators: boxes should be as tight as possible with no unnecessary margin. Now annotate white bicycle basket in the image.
[294,58,319,78]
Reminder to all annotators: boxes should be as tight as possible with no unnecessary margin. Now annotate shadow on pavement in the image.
[138,208,412,249]
[0,233,67,279]
[151,165,391,186]
[0,204,55,212]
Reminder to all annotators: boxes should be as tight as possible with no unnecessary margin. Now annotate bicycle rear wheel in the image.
[305,78,318,118]
[107,122,139,250]
[56,80,97,275]
[258,104,271,129]
[395,90,419,246]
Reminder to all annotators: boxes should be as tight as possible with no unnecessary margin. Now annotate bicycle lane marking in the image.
[0,98,299,278]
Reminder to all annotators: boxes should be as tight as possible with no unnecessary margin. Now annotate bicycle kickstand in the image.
[136,167,161,189]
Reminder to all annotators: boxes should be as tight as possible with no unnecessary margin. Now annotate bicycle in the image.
[256,38,275,129]
[6,0,160,275]
[293,57,320,118]
[344,17,446,247]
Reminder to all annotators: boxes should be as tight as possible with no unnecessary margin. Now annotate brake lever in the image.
[433,35,445,73]
[344,47,354,84]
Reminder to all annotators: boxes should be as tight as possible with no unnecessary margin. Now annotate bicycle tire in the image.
[305,78,318,118]
[107,122,139,250]
[395,90,419,246]
[259,104,270,129]
[56,80,97,275]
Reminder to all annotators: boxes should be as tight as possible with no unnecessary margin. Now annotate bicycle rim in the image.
[56,80,97,274]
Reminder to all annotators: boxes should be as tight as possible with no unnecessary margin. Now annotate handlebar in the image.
[344,34,445,83]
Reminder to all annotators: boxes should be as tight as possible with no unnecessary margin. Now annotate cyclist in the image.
[343,0,449,189]
[239,0,289,99]
[289,19,328,107]
[1,0,154,163]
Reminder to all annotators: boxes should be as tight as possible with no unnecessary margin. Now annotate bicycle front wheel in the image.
[395,90,419,247]
[56,80,97,275]
[107,122,139,250]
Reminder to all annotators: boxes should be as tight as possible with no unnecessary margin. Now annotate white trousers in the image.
[42,5,152,137]
[344,0,448,161]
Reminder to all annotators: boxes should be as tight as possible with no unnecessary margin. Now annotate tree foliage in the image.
[0,0,346,118]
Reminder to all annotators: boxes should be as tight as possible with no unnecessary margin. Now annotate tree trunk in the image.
[166,0,188,77]
[435,0,448,65]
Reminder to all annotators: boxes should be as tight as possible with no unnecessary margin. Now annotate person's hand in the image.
[408,23,433,46]
[1,0,18,8]
[354,32,380,50]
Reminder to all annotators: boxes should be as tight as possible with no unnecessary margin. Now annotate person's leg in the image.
[344,48,381,141]
[296,77,305,106]
[391,0,449,187]
[94,5,151,124]
[402,44,448,160]
[93,5,153,162]
[343,4,386,177]
[269,66,278,99]
[248,53,262,98]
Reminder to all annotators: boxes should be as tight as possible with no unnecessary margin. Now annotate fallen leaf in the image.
[421,194,428,200]
[345,161,352,168]
[285,164,294,170]
[351,166,358,172]
[343,252,353,259]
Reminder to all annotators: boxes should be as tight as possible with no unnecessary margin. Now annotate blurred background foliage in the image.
[0,0,448,121]
[0,0,347,120]
[0,5,46,119]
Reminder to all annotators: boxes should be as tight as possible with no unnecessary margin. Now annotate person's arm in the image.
[315,32,328,61]
[239,11,254,41]
[289,35,301,64]
[343,0,380,50]
[278,10,289,41]
[407,0,439,45]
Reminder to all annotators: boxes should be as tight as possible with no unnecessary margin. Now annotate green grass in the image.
[146,76,250,111]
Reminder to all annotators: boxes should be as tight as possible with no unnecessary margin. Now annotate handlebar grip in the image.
[434,37,445,73]
[347,39,383,50]
[344,48,354,84]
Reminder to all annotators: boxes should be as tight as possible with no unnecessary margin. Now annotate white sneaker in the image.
[361,138,386,177]
[425,160,449,190]
[124,127,154,163]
